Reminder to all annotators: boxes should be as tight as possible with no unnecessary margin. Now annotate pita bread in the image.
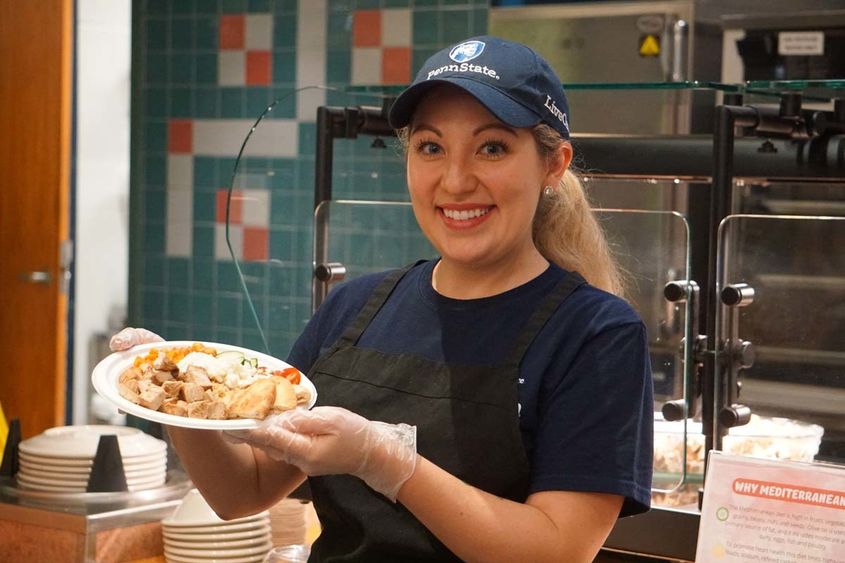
[228,378,276,419]
[271,376,297,412]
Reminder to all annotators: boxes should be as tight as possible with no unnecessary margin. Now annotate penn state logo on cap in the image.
[389,36,571,140]
[449,40,485,63]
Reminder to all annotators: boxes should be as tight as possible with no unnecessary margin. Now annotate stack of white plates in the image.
[16,425,167,493]
[162,489,272,563]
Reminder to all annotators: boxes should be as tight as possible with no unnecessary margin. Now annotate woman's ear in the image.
[546,142,573,186]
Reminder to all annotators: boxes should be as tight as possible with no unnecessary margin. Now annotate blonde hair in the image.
[531,124,625,296]
[396,124,625,296]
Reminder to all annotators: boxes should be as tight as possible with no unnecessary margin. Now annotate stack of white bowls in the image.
[16,425,167,493]
[162,489,272,563]
[268,498,307,547]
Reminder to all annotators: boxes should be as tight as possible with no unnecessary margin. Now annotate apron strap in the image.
[336,262,420,347]
[506,271,587,367]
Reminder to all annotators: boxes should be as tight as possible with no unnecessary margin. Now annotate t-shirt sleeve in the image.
[529,321,654,517]
[285,271,389,374]
[286,306,323,374]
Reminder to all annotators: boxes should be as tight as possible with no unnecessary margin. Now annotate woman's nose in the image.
[440,157,475,194]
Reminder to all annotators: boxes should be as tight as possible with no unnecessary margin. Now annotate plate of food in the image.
[92,341,317,430]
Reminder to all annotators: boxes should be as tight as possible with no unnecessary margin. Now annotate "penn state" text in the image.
[427,63,500,80]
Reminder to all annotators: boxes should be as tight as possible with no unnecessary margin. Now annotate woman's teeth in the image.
[442,208,490,221]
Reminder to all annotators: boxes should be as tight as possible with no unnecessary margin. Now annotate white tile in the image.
[215,223,243,260]
[193,119,298,157]
[245,14,273,50]
[297,49,326,86]
[238,119,298,157]
[192,120,250,156]
[166,221,192,257]
[167,155,193,191]
[241,189,270,228]
[297,0,327,49]
[166,189,192,225]
[382,9,411,47]
[351,47,381,85]
[218,50,245,86]
[297,0,326,120]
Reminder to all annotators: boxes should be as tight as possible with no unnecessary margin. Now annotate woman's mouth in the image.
[439,206,493,228]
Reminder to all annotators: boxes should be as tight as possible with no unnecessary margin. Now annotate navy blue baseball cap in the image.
[388,35,571,139]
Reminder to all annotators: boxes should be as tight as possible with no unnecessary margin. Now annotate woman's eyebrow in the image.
[473,122,518,136]
[410,123,441,136]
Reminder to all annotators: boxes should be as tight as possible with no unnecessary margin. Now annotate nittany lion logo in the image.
[449,40,485,63]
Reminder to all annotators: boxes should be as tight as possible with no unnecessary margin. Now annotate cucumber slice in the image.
[243,357,259,367]
[216,351,245,363]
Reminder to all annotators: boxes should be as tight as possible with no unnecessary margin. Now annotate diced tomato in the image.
[273,367,301,385]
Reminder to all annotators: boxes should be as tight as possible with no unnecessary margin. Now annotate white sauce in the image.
[176,352,260,389]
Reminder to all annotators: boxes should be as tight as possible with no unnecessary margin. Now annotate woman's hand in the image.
[225,407,417,501]
[109,327,164,351]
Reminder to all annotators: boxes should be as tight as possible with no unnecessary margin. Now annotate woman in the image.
[113,36,653,561]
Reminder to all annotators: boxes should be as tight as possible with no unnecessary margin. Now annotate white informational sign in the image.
[778,31,825,56]
[696,452,845,562]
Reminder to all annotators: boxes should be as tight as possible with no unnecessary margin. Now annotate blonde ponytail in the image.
[532,125,625,296]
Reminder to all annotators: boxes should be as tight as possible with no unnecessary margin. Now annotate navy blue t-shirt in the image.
[288,260,653,516]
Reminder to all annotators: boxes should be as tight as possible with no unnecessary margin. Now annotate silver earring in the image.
[543,185,555,197]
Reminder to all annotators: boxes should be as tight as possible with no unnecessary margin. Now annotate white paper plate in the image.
[17,460,91,474]
[16,480,87,493]
[15,477,167,494]
[20,450,167,467]
[19,459,167,477]
[92,341,317,430]
[163,524,271,540]
[20,448,167,469]
[18,454,93,468]
[16,475,167,493]
[164,541,272,558]
[163,553,265,563]
[18,425,166,458]
[164,535,271,550]
[163,517,269,533]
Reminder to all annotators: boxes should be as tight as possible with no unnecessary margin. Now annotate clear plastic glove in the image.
[109,327,164,352]
[225,406,416,502]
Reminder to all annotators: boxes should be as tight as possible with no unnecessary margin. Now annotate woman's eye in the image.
[480,141,507,157]
[415,141,441,156]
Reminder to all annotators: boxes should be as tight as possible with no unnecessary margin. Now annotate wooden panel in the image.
[0,0,71,436]
[95,522,165,563]
[0,520,85,562]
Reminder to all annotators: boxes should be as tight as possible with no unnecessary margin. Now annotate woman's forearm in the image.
[167,427,305,519]
[397,456,622,563]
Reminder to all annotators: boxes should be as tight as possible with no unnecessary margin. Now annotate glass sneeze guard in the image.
[715,214,845,469]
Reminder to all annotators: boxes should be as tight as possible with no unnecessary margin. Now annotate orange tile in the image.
[216,189,243,224]
[219,14,245,49]
[353,10,381,47]
[382,46,411,84]
[243,227,269,261]
[246,50,272,85]
[168,120,193,154]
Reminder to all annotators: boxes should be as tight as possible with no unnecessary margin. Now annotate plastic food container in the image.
[653,413,825,477]
[651,413,824,507]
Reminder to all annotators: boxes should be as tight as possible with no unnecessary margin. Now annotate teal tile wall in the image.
[130,0,487,360]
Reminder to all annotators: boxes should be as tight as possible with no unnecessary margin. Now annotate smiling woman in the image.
[403,86,562,298]
[112,35,654,563]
